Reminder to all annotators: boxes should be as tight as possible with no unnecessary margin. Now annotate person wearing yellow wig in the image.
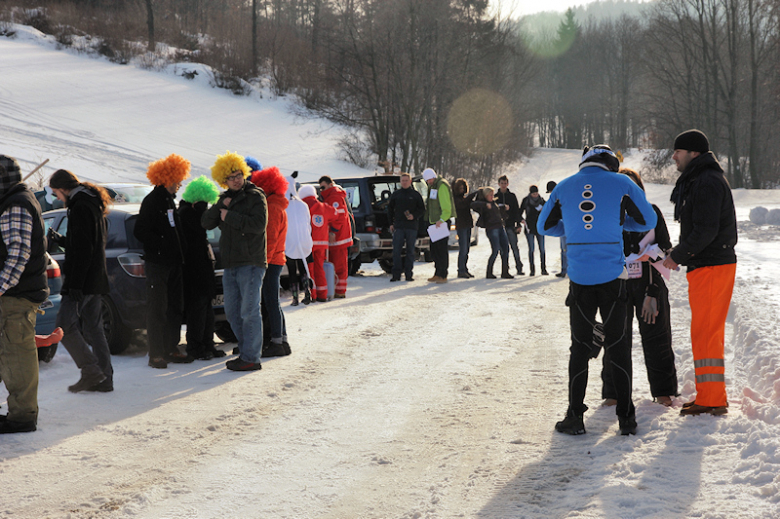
[134,154,193,369]
[202,151,268,371]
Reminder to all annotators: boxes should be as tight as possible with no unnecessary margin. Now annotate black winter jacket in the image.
[178,200,216,298]
[134,185,185,267]
[669,152,737,269]
[387,186,425,230]
[520,194,546,235]
[471,200,507,231]
[495,189,521,229]
[61,186,109,295]
[454,192,478,230]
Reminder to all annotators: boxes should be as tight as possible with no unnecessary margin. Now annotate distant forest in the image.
[2,0,778,187]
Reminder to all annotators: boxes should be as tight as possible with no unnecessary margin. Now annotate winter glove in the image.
[641,295,658,324]
[68,288,84,303]
[47,227,64,246]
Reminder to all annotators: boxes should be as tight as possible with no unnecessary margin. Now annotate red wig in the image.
[250,166,288,197]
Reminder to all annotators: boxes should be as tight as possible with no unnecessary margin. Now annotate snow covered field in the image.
[2,24,780,519]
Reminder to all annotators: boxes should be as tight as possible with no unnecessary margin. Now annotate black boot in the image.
[486,270,497,279]
[555,409,585,435]
[302,278,312,305]
[541,255,548,275]
[291,282,299,306]
[501,264,514,279]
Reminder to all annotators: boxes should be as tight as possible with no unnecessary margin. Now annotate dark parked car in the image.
[35,252,63,363]
[42,204,232,354]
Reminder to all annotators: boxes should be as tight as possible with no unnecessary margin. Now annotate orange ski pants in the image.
[687,263,736,407]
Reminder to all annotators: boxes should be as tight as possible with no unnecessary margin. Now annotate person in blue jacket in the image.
[538,145,657,436]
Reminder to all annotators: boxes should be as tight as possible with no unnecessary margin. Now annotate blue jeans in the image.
[223,265,266,363]
[392,228,417,279]
[262,264,285,340]
[486,227,509,274]
[505,227,524,271]
[560,235,568,275]
[526,232,546,272]
[457,228,471,275]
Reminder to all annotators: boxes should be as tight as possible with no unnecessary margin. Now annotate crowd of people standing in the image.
[0,127,737,436]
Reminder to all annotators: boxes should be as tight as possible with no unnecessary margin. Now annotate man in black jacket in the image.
[388,173,425,282]
[520,185,548,276]
[134,154,193,369]
[49,169,114,393]
[0,155,49,434]
[662,129,737,416]
[495,175,524,275]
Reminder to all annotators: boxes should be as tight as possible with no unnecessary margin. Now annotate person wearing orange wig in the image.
[134,154,193,369]
[249,165,291,357]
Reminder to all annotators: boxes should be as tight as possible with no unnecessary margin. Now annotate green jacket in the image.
[425,176,453,224]
[202,180,268,269]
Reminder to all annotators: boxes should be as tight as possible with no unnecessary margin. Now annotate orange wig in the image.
[146,154,191,186]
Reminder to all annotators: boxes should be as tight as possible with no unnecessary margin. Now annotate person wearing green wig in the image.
[178,176,225,360]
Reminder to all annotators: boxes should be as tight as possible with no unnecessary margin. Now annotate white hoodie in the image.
[284,176,313,260]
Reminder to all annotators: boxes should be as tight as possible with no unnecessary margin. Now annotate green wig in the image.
[181,175,220,204]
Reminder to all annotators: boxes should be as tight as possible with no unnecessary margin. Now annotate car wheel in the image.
[349,256,361,276]
[102,295,131,355]
[378,257,393,274]
[37,342,58,363]
[214,321,237,343]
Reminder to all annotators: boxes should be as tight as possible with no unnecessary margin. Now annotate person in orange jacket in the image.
[318,176,353,298]
[298,184,337,302]
[249,164,291,357]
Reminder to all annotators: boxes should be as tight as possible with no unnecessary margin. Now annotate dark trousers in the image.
[184,292,215,357]
[456,228,471,275]
[392,228,417,279]
[145,261,183,360]
[430,236,449,279]
[567,278,634,419]
[57,294,113,382]
[602,277,678,399]
[262,263,286,340]
[286,256,308,287]
[505,227,523,271]
[486,227,509,275]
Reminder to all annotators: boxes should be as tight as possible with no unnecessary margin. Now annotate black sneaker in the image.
[262,341,292,358]
[457,273,470,279]
[226,358,262,371]
[390,277,401,282]
[555,411,586,435]
[0,418,36,434]
[68,372,107,393]
[618,415,638,435]
[85,379,114,393]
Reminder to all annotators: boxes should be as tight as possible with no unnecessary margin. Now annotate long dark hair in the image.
[49,169,112,215]
[453,178,469,197]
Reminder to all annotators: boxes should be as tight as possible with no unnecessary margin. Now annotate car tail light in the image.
[47,257,61,278]
[118,253,146,278]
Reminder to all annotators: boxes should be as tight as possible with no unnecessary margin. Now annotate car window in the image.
[50,216,68,254]
[414,179,428,199]
[340,182,361,211]
[106,185,154,204]
[207,226,221,247]
[122,215,143,250]
[369,180,403,204]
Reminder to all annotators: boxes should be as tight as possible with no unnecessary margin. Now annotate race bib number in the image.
[626,260,642,279]
[312,214,325,227]
[430,189,438,200]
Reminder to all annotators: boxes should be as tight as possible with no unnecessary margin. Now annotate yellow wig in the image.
[211,151,251,189]
[146,154,191,186]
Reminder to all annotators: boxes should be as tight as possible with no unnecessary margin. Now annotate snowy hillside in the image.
[2,23,780,519]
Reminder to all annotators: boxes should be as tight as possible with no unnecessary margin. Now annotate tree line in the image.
[4,0,779,187]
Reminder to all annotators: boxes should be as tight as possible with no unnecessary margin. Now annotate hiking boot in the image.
[262,341,292,358]
[291,283,299,306]
[334,293,346,299]
[167,352,195,364]
[68,372,107,393]
[428,276,439,282]
[680,404,728,416]
[555,410,585,435]
[682,400,697,409]
[226,358,262,371]
[435,277,447,284]
[618,415,638,435]
[85,378,114,393]
[0,417,36,434]
[148,357,168,369]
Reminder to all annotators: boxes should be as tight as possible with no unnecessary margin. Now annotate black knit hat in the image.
[529,185,539,194]
[674,129,709,153]
[546,181,557,193]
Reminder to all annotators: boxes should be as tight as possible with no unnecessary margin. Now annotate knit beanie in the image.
[546,181,557,193]
[181,175,220,204]
[529,185,539,194]
[673,130,709,153]
[146,154,191,187]
[422,168,437,181]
